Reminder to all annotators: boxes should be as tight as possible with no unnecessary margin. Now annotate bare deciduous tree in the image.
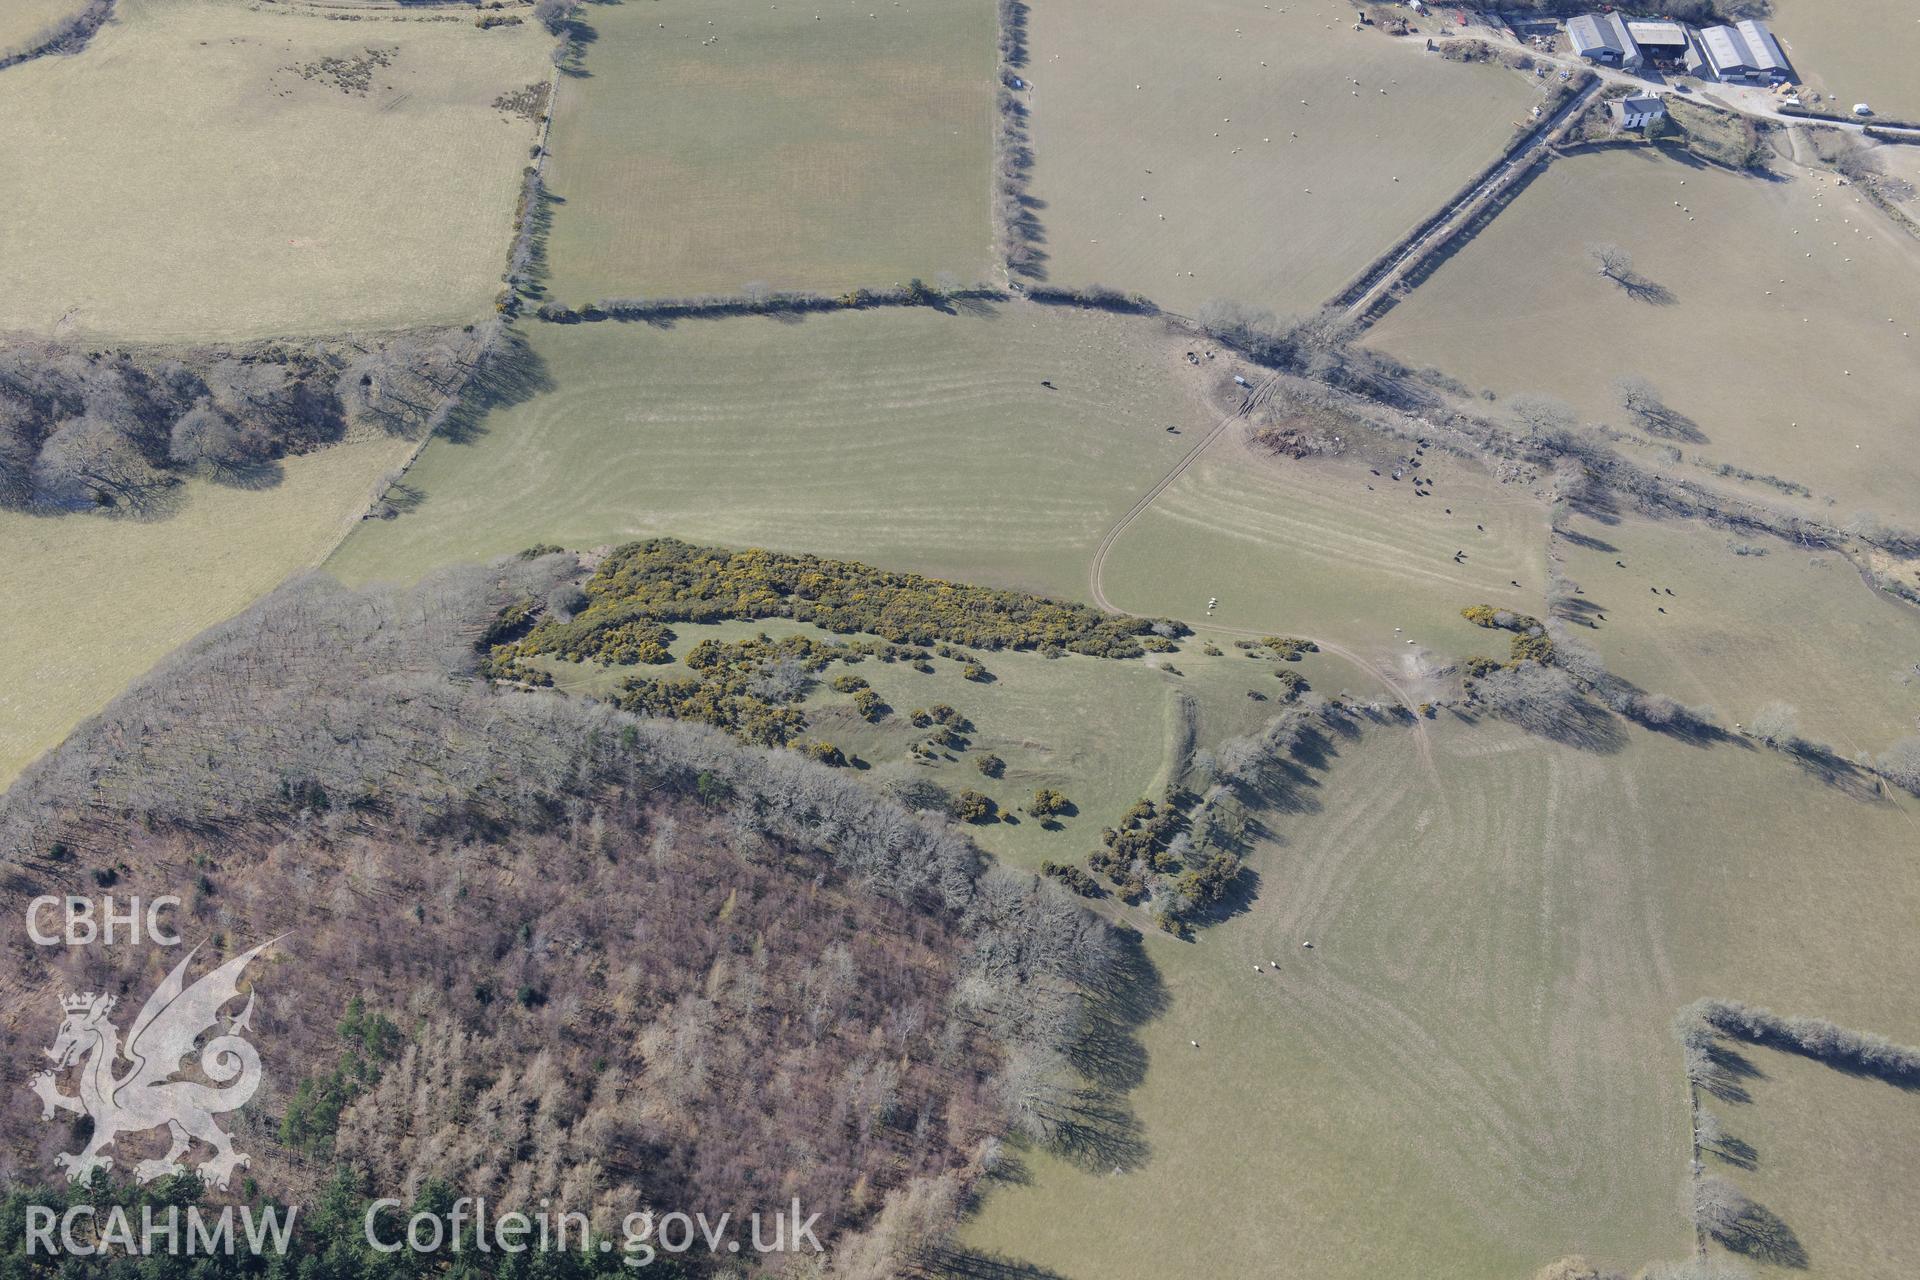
[1694,1174,1754,1237]
[167,398,245,475]
[1750,701,1800,751]
[1877,735,1920,795]
[1589,242,1633,282]
[1613,374,1662,423]
[1509,393,1580,440]
[33,415,162,508]
[533,0,578,34]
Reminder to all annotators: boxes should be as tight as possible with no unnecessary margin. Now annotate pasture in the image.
[1365,147,1920,528]
[1096,426,1550,669]
[962,716,1920,1279]
[541,0,996,303]
[327,305,1214,602]
[0,0,83,58]
[1018,0,1539,314]
[1555,511,1920,756]
[0,435,413,791]
[1770,0,1920,122]
[0,0,550,341]
[1871,138,1920,212]
[1701,1041,1920,1278]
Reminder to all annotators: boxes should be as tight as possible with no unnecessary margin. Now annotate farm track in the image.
[1086,373,1442,785]
[1341,77,1601,322]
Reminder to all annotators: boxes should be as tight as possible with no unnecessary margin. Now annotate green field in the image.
[1556,511,1920,755]
[0,435,414,790]
[1701,1042,1920,1278]
[963,716,1920,1279]
[1770,0,1920,121]
[1365,147,1920,528]
[328,306,1216,600]
[1097,428,1550,668]
[541,0,995,303]
[0,0,83,57]
[1018,0,1539,314]
[0,0,549,341]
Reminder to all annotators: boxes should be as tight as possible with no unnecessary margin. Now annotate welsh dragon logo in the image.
[29,938,281,1190]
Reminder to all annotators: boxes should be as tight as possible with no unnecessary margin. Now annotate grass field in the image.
[1365,148,1920,528]
[1018,0,1539,314]
[1870,138,1920,213]
[540,0,995,304]
[1556,512,1920,755]
[963,715,1920,1279]
[1770,0,1920,122]
[0,435,413,791]
[1097,428,1550,667]
[1701,1042,1920,1278]
[328,306,1215,600]
[0,0,83,58]
[0,0,550,341]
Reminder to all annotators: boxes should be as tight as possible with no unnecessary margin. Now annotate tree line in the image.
[0,326,499,515]
[0,0,114,72]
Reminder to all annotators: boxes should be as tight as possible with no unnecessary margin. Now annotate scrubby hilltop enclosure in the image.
[7,0,1920,1275]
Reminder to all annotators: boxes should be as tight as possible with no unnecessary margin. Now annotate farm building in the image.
[1608,94,1666,130]
[1683,32,1710,80]
[1698,19,1791,83]
[1566,12,1641,68]
[1625,20,1691,70]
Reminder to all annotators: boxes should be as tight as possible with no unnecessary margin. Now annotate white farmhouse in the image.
[1608,94,1666,130]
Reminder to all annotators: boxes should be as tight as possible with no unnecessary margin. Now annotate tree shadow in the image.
[952,293,1003,318]
[1065,927,1167,1094]
[1779,740,1883,801]
[1619,274,1679,306]
[1460,694,1627,754]
[555,13,599,78]
[1551,698,1628,754]
[1007,193,1050,282]
[103,478,188,523]
[367,480,423,521]
[1557,526,1619,553]
[1236,759,1325,817]
[1001,0,1030,69]
[1712,1198,1809,1269]
[1702,1040,1765,1105]
[1038,1087,1148,1173]
[510,187,561,305]
[437,328,555,446]
[1638,403,1708,444]
[1706,1132,1759,1171]
[915,1244,1070,1280]
[208,458,287,492]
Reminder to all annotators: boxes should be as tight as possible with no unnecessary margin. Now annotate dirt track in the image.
[1085,370,1442,784]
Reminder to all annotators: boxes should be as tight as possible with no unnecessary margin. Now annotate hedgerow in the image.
[1461,604,1554,667]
